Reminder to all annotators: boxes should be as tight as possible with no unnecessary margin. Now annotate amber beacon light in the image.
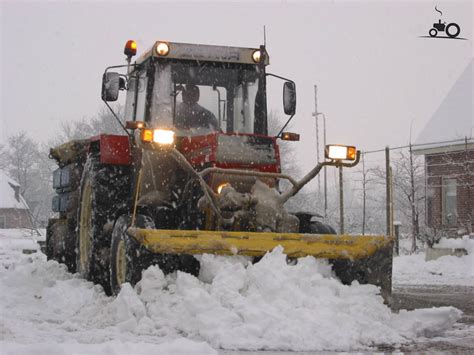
[124,40,137,57]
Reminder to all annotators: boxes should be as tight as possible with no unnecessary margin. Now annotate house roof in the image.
[0,170,29,210]
[414,59,473,154]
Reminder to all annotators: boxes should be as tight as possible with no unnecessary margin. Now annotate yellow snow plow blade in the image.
[127,228,393,260]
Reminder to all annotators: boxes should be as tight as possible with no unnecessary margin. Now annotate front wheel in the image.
[429,28,437,37]
[110,215,155,295]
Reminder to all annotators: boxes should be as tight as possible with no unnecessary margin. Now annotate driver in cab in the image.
[175,84,219,131]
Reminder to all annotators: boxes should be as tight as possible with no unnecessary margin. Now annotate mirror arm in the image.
[266,73,295,85]
[276,114,295,138]
[104,63,139,75]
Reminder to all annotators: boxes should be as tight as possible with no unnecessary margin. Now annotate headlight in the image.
[217,183,230,194]
[153,129,175,145]
[325,145,357,161]
[156,42,170,56]
[141,129,175,145]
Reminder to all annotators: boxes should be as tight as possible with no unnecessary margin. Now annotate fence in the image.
[306,137,473,254]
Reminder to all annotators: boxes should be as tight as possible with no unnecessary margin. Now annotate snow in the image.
[0,229,471,353]
[393,236,474,286]
[436,235,474,253]
[0,170,29,209]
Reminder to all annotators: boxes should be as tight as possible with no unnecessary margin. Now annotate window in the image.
[151,61,261,135]
[0,215,6,229]
[135,70,148,122]
[124,70,148,122]
[442,178,457,226]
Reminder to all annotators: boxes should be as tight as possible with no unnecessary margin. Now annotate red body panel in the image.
[177,132,281,173]
[90,135,132,165]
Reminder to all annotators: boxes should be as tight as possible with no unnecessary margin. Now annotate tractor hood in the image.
[176,132,281,173]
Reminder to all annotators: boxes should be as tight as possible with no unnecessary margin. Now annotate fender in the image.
[89,134,132,165]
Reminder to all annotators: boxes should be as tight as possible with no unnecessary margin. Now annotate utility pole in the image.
[339,165,344,234]
[322,114,327,218]
[385,146,392,237]
[409,143,417,253]
[313,85,321,197]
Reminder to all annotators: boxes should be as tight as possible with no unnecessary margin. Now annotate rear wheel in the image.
[446,23,460,38]
[76,157,131,294]
[46,218,77,272]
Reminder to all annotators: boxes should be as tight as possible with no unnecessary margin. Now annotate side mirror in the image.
[101,72,121,101]
[283,81,296,115]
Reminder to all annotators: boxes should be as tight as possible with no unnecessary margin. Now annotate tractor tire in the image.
[46,218,77,272]
[110,214,200,295]
[446,23,460,38]
[429,28,437,37]
[309,220,337,234]
[76,157,131,295]
[110,215,151,295]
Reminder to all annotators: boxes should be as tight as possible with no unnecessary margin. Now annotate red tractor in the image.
[46,40,393,302]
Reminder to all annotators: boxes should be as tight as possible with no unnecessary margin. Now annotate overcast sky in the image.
[1,0,472,173]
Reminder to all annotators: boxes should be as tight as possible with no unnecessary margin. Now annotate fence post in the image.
[362,152,366,235]
[339,165,344,234]
[394,221,401,255]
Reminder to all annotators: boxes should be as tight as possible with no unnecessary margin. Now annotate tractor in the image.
[46,40,393,302]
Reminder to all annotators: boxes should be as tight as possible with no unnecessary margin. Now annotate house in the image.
[413,59,473,236]
[0,170,33,229]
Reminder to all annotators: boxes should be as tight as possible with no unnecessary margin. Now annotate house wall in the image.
[425,149,474,234]
[0,208,33,229]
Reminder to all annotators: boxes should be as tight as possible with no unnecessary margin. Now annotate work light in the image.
[156,42,170,56]
[252,50,261,63]
[141,129,175,145]
[325,145,357,161]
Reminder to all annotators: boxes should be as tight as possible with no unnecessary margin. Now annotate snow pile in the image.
[436,235,474,253]
[0,232,465,352]
[394,236,474,286]
[130,247,461,351]
[0,234,216,355]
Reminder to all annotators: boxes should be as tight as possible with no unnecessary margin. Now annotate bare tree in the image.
[0,132,56,226]
[370,149,425,252]
[51,106,126,145]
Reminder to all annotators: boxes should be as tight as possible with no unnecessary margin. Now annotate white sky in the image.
[1,0,472,173]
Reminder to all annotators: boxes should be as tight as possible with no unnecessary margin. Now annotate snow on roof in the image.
[414,59,473,152]
[0,170,29,210]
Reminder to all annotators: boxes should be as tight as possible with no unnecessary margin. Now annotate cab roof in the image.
[135,41,270,66]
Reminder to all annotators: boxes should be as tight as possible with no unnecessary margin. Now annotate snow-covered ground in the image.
[393,236,474,286]
[1,229,472,354]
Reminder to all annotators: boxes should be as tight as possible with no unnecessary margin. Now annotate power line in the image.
[362,137,473,155]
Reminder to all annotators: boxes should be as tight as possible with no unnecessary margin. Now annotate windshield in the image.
[150,61,263,135]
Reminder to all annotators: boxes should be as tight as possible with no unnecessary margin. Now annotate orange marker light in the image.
[281,132,300,141]
[124,40,137,57]
[347,146,356,160]
[141,129,153,143]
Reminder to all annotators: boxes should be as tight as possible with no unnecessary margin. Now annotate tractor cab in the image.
[105,41,295,138]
